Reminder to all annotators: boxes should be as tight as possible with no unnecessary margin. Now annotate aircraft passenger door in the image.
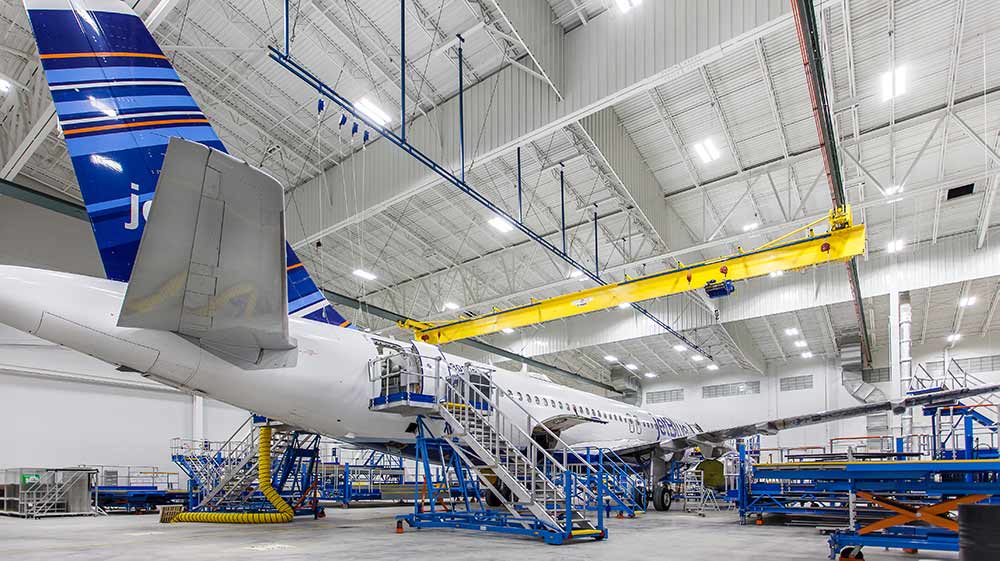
[372,339,404,398]
[411,340,446,398]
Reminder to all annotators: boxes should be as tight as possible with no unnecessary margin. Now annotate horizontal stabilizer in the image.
[119,138,294,368]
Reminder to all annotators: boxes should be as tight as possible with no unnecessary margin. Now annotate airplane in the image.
[4,0,998,515]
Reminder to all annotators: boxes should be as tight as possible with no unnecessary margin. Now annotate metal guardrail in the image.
[369,348,606,533]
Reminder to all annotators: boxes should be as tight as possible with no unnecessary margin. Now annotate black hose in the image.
[959,504,1000,560]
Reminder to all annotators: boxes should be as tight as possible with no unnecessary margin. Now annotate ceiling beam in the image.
[487,0,564,99]
[982,280,1000,337]
[289,4,793,248]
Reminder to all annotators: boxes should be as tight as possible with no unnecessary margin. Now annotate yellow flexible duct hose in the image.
[172,426,295,524]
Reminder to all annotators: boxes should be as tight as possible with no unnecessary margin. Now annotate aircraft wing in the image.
[538,413,607,433]
[602,383,1000,458]
[119,138,294,368]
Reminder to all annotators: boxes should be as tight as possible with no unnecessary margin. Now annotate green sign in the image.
[20,473,40,485]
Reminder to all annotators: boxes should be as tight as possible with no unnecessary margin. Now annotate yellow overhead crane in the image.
[400,206,865,346]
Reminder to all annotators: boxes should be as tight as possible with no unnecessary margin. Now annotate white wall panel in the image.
[579,106,698,252]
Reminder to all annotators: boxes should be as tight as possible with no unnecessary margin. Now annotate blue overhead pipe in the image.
[267,47,711,359]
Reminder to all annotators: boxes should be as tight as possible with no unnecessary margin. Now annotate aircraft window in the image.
[572,404,578,414]
[558,401,563,410]
[517,392,523,401]
[506,389,513,397]
[543,398,549,407]
[534,396,540,405]
[525,394,531,402]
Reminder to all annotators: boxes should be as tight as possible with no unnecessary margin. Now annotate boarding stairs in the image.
[561,447,646,516]
[369,345,606,543]
[15,469,95,518]
[171,419,301,512]
[907,360,1000,459]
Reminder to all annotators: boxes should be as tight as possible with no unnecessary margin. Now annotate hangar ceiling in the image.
[1,0,998,391]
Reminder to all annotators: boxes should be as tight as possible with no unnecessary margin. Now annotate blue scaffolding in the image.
[171,426,323,517]
[556,447,647,517]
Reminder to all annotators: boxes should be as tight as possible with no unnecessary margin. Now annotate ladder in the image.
[371,347,607,544]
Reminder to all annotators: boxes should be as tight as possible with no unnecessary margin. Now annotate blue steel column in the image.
[560,164,566,253]
[593,207,598,277]
[517,147,523,223]
[400,0,406,142]
[457,35,466,183]
[284,0,289,56]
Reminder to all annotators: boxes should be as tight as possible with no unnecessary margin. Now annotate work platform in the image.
[736,444,1000,558]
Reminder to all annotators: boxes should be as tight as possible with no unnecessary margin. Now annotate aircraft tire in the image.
[485,483,511,508]
[634,488,649,510]
[652,483,672,511]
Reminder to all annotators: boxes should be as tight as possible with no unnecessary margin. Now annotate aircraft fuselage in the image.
[0,265,696,453]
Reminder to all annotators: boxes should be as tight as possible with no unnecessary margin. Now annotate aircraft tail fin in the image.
[23,0,351,328]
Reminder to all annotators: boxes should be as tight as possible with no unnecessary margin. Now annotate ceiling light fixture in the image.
[706,364,719,371]
[569,270,584,278]
[742,222,759,232]
[769,270,784,278]
[501,327,515,334]
[784,328,799,336]
[0,79,10,94]
[947,333,961,342]
[691,355,705,362]
[488,216,515,233]
[959,296,977,307]
[672,345,686,352]
[352,269,376,281]
[355,97,392,126]
[625,363,638,371]
[693,138,721,164]
[885,185,902,196]
[794,340,807,348]
[615,0,642,14]
[644,372,658,378]
[603,355,617,362]
[880,66,907,102]
[443,301,460,311]
[801,351,814,359]
[886,239,905,253]
[617,302,631,309]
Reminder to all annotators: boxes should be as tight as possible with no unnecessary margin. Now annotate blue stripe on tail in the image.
[24,0,349,328]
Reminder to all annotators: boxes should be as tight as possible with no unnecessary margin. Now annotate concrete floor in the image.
[1,507,958,561]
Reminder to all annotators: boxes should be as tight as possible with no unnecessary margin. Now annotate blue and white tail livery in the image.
[23,0,350,327]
